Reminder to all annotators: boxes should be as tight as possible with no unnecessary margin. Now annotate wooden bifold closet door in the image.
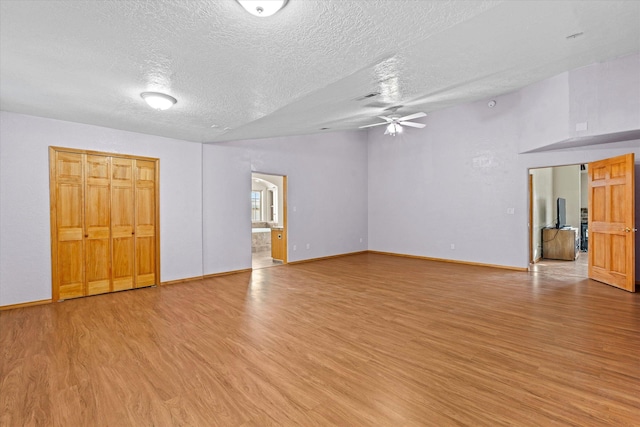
[50,147,160,301]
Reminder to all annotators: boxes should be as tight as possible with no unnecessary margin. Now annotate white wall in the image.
[580,168,588,209]
[203,131,370,268]
[368,92,523,267]
[0,112,203,306]
[553,165,581,228]
[518,72,570,153]
[520,53,640,152]
[368,92,640,270]
[202,144,252,275]
[368,53,639,270]
[531,168,553,260]
[569,53,640,137]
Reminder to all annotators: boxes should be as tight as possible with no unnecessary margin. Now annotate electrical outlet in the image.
[293,245,297,251]
[450,244,455,250]
[359,238,363,243]
[506,207,515,215]
[306,243,310,250]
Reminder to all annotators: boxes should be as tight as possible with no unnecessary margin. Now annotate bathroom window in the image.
[251,191,262,221]
[268,189,275,222]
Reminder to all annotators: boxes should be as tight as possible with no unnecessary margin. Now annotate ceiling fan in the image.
[359,112,427,136]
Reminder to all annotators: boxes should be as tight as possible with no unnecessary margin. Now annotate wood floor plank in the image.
[1,253,640,426]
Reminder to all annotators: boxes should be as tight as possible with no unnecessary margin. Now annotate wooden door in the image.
[111,157,135,291]
[85,155,111,295]
[529,173,533,264]
[51,147,160,300]
[51,151,85,300]
[588,153,636,292]
[135,160,157,288]
[281,176,287,263]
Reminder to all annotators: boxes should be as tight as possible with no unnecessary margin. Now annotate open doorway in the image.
[529,153,636,291]
[529,164,588,279]
[251,173,287,269]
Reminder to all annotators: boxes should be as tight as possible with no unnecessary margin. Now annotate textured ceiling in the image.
[1,0,639,143]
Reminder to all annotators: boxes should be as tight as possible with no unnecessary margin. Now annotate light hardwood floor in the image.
[1,253,639,426]
[530,251,588,279]
[252,250,282,270]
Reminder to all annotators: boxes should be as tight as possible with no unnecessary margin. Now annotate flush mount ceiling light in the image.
[140,92,177,110]
[237,0,288,17]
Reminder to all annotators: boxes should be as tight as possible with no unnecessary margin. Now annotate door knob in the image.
[624,227,637,232]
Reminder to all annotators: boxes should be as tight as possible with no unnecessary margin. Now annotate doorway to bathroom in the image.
[251,173,287,269]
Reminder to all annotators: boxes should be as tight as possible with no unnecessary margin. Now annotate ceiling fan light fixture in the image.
[360,111,425,136]
[140,92,177,110]
[237,0,288,17]
[386,123,402,136]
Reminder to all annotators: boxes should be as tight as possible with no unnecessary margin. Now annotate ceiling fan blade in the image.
[398,112,426,122]
[399,121,426,128]
[359,122,388,129]
[377,116,394,122]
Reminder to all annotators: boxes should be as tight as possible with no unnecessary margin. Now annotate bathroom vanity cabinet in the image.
[271,228,285,261]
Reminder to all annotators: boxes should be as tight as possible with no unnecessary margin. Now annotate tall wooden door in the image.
[588,153,636,292]
[111,157,135,291]
[135,160,157,288]
[50,147,160,300]
[281,175,287,264]
[51,151,85,300]
[85,155,112,295]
